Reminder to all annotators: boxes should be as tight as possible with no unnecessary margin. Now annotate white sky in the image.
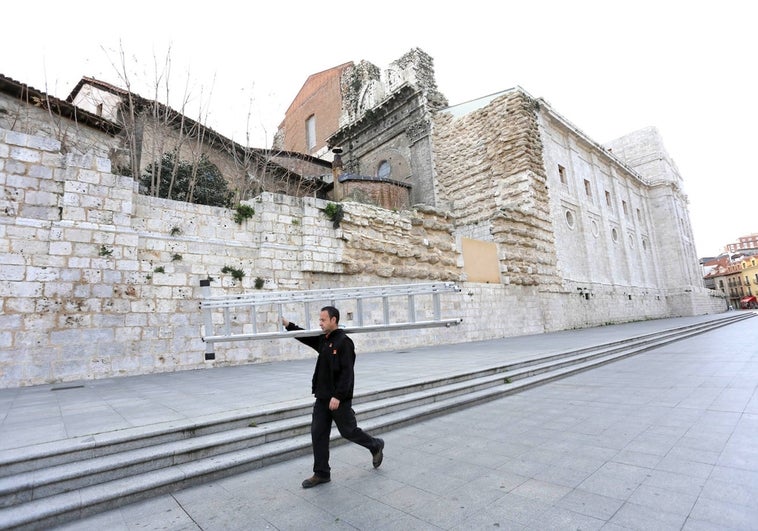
[2,0,755,257]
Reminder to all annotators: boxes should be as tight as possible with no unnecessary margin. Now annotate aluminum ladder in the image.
[199,281,463,360]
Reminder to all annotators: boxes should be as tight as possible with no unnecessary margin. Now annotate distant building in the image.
[68,77,330,201]
[273,62,353,160]
[725,233,758,253]
[0,73,121,157]
[1,73,331,203]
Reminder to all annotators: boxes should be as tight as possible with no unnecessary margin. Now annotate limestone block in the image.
[4,160,26,175]
[27,266,60,282]
[26,164,54,180]
[0,264,25,281]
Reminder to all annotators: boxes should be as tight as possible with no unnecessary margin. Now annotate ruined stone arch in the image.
[362,147,411,182]
[358,80,384,113]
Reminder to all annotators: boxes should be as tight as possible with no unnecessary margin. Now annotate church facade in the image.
[326,49,721,320]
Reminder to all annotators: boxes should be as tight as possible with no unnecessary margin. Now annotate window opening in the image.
[305,115,316,151]
[377,160,391,179]
[558,164,567,184]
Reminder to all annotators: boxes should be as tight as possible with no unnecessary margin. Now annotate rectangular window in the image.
[584,179,592,198]
[558,164,567,184]
[622,200,628,217]
[305,115,316,151]
[605,190,612,209]
[636,208,642,223]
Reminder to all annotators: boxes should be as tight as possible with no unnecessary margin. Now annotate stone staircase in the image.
[0,312,753,530]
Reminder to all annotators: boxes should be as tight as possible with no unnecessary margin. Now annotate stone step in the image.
[0,313,752,530]
[2,313,742,481]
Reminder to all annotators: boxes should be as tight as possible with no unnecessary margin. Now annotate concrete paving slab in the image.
[4,311,757,530]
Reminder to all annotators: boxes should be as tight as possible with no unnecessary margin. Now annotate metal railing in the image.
[199,281,463,360]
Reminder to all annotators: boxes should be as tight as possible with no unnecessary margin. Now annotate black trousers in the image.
[311,398,380,478]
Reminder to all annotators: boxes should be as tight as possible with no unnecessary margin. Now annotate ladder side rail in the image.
[202,318,464,343]
[200,282,459,308]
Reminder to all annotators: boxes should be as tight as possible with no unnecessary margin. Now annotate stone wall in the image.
[0,126,726,389]
[433,91,561,289]
[0,127,465,387]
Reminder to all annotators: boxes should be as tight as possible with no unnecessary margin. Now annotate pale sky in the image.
[2,0,755,257]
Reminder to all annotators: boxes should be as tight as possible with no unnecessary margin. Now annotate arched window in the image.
[377,160,391,179]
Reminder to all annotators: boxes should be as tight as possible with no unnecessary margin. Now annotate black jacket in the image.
[286,323,356,401]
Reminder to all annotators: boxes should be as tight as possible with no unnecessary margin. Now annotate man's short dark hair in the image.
[321,306,340,323]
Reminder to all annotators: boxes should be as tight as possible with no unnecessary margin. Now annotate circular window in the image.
[591,220,599,237]
[611,228,619,243]
[642,239,648,251]
[377,160,391,179]
[565,210,575,229]
[628,234,635,247]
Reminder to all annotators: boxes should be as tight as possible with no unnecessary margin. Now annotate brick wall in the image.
[341,179,410,211]
[277,65,347,155]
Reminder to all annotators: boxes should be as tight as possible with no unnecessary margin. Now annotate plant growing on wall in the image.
[170,226,182,236]
[171,253,182,261]
[233,204,255,224]
[221,265,245,282]
[323,202,344,228]
[254,277,265,289]
[99,245,113,256]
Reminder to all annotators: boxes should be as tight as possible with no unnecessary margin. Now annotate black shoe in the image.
[302,475,331,488]
[372,439,385,468]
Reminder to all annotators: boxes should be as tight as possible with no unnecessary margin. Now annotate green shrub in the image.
[323,202,344,228]
[234,204,255,224]
[221,266,245,282]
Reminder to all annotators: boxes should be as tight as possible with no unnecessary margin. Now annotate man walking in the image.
[282,306,384,488]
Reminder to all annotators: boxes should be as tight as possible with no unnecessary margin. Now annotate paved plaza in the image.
[1,313,756,530]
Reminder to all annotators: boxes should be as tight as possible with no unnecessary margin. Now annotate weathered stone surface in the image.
[0,79,724,387]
